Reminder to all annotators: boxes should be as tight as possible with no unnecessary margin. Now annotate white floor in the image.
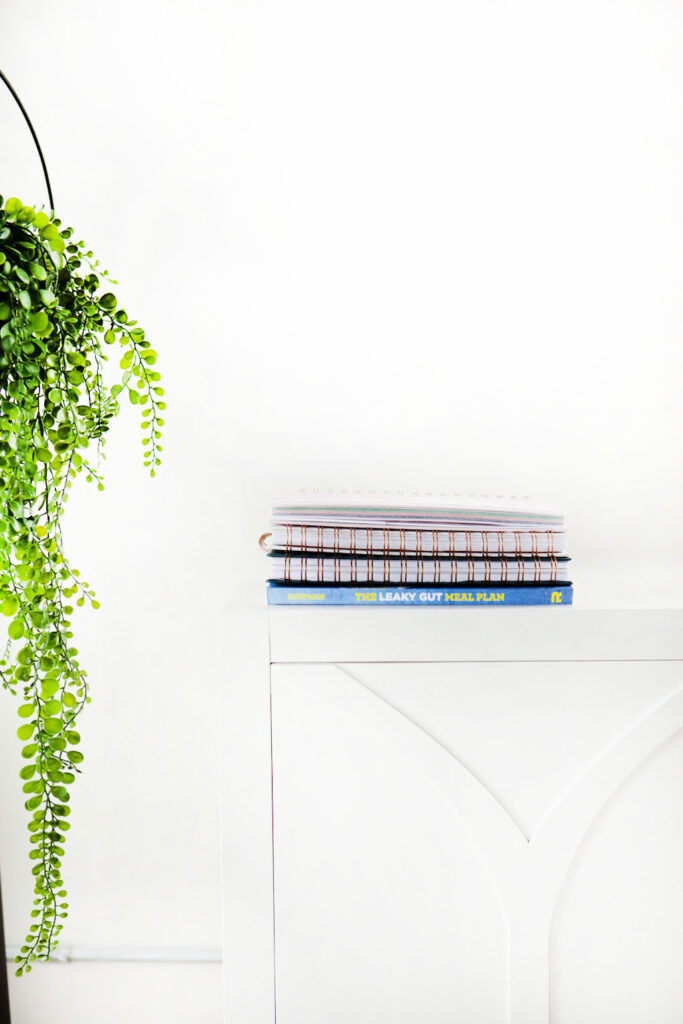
[7,962,222,1023]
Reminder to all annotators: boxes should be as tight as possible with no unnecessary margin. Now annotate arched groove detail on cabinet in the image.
[549,720,683,934]
[324,663,683,1024]
[331,664,529,851]
[532,684,683,840]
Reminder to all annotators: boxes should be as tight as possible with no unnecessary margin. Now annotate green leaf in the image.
[99,292,117,311]
[8,618,25,640]
[18,290,31,310]
[17,723,35,741]
[29,262,47,281]
[1,597,18,616]
[17,704,35,718]
[29,311,49,332]
[42,718,62,736]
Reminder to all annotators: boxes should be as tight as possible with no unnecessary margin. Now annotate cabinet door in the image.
[271,660,683,1024]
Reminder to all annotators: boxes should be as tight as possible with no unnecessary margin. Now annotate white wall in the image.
[0,0,682,980]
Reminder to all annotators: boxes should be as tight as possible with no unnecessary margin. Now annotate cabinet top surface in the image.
[261,606,683,663]
[225,599,683,664]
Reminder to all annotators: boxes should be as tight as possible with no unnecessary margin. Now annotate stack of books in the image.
[263,494,573,606]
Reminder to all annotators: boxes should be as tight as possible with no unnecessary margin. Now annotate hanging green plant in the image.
[0,195,164,975]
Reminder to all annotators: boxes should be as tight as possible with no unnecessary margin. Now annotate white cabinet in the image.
[222,606,683,1023]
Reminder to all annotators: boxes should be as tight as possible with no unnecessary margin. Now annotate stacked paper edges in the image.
[264,496,573,606]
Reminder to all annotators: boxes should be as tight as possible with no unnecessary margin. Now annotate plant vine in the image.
[0,196,164,974]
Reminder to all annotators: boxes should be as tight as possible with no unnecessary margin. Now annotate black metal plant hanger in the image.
[0,63,55,1024]
[0,67,54,210]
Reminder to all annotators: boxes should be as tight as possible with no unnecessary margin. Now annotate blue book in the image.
[267,583,573,606]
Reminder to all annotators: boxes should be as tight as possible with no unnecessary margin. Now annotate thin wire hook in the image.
[0,68,54,211]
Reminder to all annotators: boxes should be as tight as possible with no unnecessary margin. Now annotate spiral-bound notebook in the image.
[268,554,569,585]
[267,525,566,557]
[264,492,572,598]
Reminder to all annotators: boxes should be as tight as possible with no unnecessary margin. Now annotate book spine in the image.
[267,585,573,606]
